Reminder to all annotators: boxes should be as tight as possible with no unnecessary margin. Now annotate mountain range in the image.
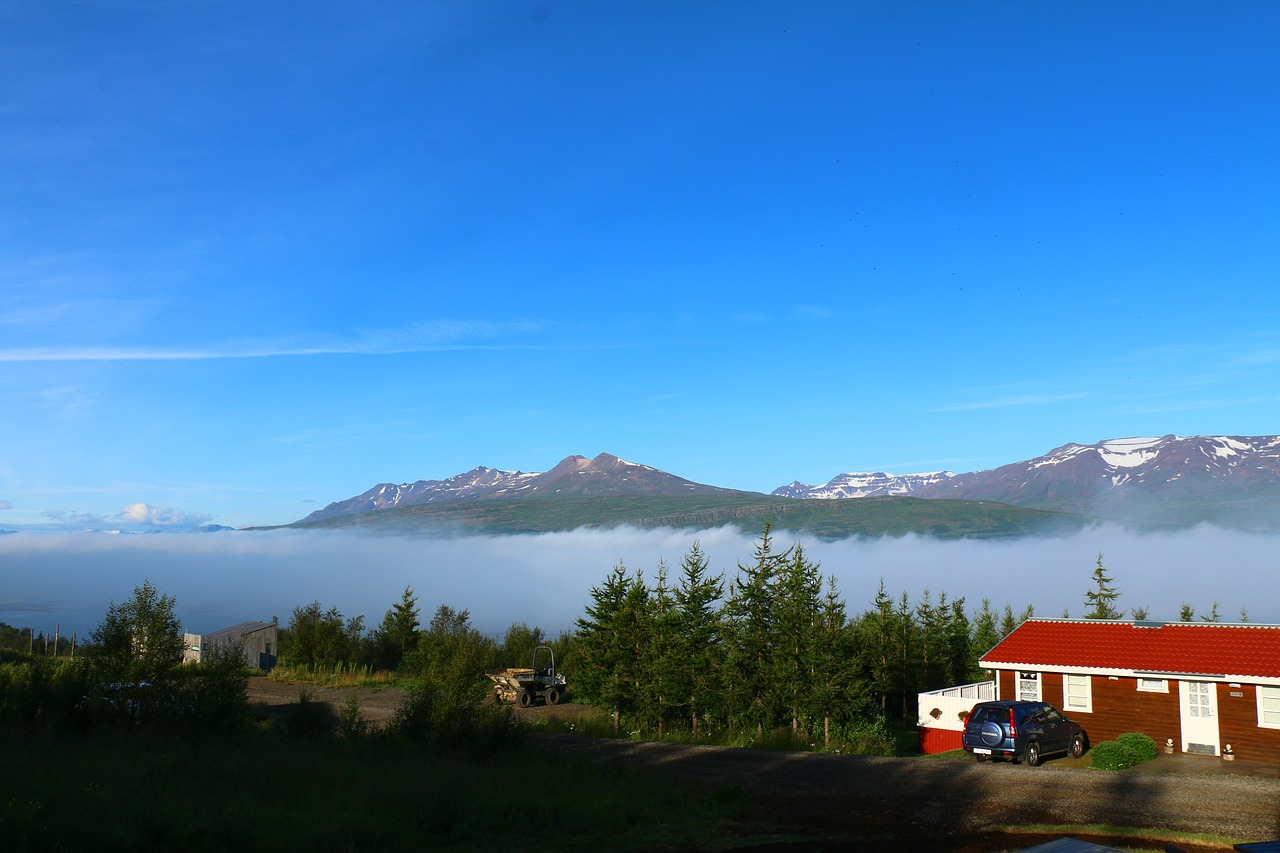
[776,435,1280,528]
[291,436,1280,537]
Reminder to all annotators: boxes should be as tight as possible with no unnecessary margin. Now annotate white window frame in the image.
[1063,673,1092,713]
[1137,677,1168,693]
[1259,685,1280,730]
[1017,670,1042,702]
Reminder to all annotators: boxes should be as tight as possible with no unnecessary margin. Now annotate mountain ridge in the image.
[294,435,1280,534]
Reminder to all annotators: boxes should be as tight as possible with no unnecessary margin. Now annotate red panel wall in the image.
[918,727,963,754]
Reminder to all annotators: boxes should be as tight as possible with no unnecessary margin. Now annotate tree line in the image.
[571,526,1039,748]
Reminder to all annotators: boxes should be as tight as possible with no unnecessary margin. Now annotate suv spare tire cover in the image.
[980,721,1004,747]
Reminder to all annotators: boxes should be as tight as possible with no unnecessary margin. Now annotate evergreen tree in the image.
[644,560,679,735]
[1083,552,1124,619]
[1179,603,1196,622]
[969,597,1000,681]
[895,591,917,720]
[722,525,789,739]
[773,543,823,736]
[1200,600,1221,622]
[372,585,420,671]
[1131,606,1150,621]
[943,596,972,686]
[916,589,946,693]
[999,603,1017,639]
[671,541,724,735]
[812,575,854,746]
[865,578,899,713]
[575,563,648,733]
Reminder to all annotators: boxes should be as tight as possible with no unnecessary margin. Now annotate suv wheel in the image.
[1025,742,1041,767]
[1070,733,1085,759]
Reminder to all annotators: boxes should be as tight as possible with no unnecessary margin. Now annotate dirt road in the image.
[534,734,1280,850]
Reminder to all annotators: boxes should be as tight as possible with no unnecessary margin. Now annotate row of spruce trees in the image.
[570,526,1032,745]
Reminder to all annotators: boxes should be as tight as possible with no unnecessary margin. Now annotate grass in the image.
[0,725,753,852]
[267,662,397,688]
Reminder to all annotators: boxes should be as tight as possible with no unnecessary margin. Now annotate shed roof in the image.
[202,621,275,646]
[980,619,1280,679]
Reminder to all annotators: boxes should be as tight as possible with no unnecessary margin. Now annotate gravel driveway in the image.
[532,734,1280,850]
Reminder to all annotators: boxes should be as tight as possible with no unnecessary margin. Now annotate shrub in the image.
[1090,731,1159,770]
[338,693,368,739]
[280,688,338,738]
[385,680,523,754]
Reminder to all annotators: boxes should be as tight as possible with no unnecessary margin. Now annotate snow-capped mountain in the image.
[303,436,1280,531]
[772,471,956,500]
[302,453,739,522]
[784,435,1280,528]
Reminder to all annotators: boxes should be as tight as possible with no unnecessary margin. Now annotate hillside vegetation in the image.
[286,494,1089,539]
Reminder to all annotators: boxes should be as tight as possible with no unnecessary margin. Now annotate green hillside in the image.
[284,494,1090,540]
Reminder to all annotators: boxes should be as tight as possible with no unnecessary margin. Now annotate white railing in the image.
[917,680,996,730]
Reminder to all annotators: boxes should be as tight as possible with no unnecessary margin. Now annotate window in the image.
[1137,678,1168,693]
[1259,686,1280,730]
[1063,674,1092,712]
[1018,671,1041,702]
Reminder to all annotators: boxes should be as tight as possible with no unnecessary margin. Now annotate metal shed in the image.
[183,619,278,670]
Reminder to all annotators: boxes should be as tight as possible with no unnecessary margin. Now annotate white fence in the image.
[917,680,996,730]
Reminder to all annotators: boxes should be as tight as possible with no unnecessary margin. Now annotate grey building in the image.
[183,619,278,671]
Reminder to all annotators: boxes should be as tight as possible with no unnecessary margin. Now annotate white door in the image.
[1178,680,1220,756]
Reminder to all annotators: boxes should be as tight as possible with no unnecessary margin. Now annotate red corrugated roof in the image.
[980,619,1280,679]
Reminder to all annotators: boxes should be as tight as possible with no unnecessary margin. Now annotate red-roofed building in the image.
[977,618,1280,763]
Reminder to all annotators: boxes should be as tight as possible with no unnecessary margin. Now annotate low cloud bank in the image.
[1,525,1275,641]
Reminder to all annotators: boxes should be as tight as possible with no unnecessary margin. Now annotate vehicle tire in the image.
[1026,742,1041,767]
[546,688,561,705]
[518,689,534,708]
[1070,733,1085,759]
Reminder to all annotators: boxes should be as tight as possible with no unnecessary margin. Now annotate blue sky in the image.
[4,1,1280,532]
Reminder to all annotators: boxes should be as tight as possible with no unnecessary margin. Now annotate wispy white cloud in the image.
[40,503,213,532]
[0,319,554,362]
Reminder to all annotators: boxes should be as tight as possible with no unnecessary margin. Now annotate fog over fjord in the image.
[2,525,1275,641]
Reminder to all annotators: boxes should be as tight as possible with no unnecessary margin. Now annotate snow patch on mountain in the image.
[773,470,955,499]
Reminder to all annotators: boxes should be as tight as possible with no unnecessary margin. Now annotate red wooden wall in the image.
[994,668,1278,761]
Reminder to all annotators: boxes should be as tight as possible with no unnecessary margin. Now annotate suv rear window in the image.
[970,706,1008,725]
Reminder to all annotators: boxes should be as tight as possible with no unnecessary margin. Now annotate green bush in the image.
[385,680,523,754]
[1090,731,1159,770]
[280,688,338,738]
[0,658,96,730]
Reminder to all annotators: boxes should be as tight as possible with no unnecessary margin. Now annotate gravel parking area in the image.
[533,734,1280,850]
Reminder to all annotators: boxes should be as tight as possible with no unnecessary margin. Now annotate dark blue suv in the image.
[961,700,1087,766]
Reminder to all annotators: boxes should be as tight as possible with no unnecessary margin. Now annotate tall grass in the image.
[531,707,896,756]
[267,661,396,688]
